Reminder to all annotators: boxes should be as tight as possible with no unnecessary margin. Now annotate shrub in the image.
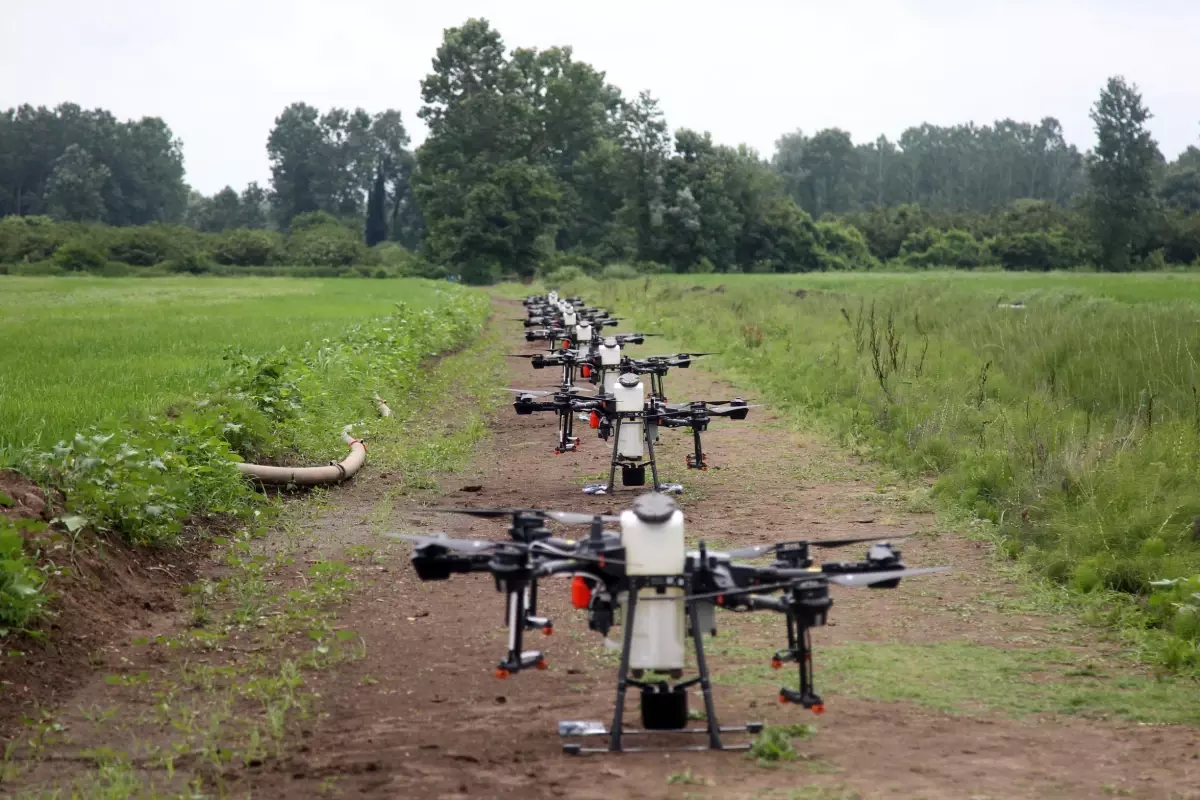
[164,249,213,274]
[544,265,587,286]
[286,223,368,268]
[212,228,282,267]
[539,252,603,277]
[53,241,108,272]
[106,225,185,266]
[901,228,992,269]
[600,263,639,280]
[989,229,1082,271]
[0,215,70,263]
[289,211,347,233]
[815,220,880,270]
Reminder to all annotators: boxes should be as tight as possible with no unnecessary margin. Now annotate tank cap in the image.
[603,337,618,347]
[632,493,677,524]
[618,373,640,388]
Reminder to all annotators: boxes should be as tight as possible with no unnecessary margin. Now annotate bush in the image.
[285,223,368,268]
[989,229,1082,271]
[289,211,347,233]
[0,215,71,263]
[212,228,282,267]
[106,225,190,266]
[600,263,639,280]
[53,241,108,272]
[544,265,587,286]
[901,228,992,269]
[165,249,213,274]
[815,220,880,270]
[538,252,603,277]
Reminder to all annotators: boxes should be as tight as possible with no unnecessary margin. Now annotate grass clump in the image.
[748,723,818,768]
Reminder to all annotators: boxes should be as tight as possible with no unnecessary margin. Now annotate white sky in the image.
[3,0,1198,195]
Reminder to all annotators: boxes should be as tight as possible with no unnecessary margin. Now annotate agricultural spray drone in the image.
[514,296,752,491]
[392,493,948,754]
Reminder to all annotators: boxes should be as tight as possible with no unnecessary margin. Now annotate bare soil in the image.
[4,300,1199,799]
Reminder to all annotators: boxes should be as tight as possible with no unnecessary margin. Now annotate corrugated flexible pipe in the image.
[236,425,366,486]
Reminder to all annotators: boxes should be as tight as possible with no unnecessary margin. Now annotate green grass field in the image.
[1,275,488,631]
[645,270,1200,304]
[569,270,1200,672]
[0,277,463,456]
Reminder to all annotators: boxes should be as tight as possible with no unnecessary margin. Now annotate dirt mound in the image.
[0,469,215,737]
[0,469,56,522]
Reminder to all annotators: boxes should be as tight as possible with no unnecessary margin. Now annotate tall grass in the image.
[580,272,1200,671]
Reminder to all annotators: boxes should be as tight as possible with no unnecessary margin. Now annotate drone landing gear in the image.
[560,581,761,755]
[773,618,825,711]
[556,408,580,454]
[582,417,683,496]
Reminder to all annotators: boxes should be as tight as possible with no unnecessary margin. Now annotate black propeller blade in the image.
[389,533,626,565]
[727,535,911,560]
[426,507,622,525]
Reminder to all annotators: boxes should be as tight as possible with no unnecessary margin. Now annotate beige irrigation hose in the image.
[236,426,367,486]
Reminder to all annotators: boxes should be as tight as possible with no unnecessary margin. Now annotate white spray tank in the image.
[598,337,621,394]
[622,493,686,671]
[575,321,593,348]
[548,290,559,304]
[563,307,577,328]
[613,373,644,460]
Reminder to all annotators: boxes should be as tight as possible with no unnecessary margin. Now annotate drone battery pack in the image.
[640,683,688,730]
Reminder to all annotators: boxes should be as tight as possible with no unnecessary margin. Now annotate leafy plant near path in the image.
[3,287,489,635]
[0,519,46,634]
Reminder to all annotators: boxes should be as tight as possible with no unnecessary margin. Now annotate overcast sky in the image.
[3,0,1198,195]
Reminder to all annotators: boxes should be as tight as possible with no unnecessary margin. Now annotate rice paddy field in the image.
[0,276,470,458]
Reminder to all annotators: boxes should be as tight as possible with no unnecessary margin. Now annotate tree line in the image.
[2,17,1199,279]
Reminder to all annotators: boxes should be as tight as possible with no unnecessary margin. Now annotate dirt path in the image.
[5,298,1199,799]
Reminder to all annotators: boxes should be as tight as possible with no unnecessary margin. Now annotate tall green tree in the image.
[1086,76,1163,270]
[364,166,388,246]
[413,18,562,281]
[43,144,110,222]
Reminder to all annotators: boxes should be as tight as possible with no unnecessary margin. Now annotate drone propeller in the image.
[726,535,912,560]
[827,566,951,587]
[427,507,622,525]
[503,386,592,396]
[645,352,720,360]
[706,403,765,413]
[662,565,951,602]
[389,532,505,554]
[389,533,626,565]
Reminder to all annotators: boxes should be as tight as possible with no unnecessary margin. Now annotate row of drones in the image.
[394,290,949,755]
[508,291,746,494]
